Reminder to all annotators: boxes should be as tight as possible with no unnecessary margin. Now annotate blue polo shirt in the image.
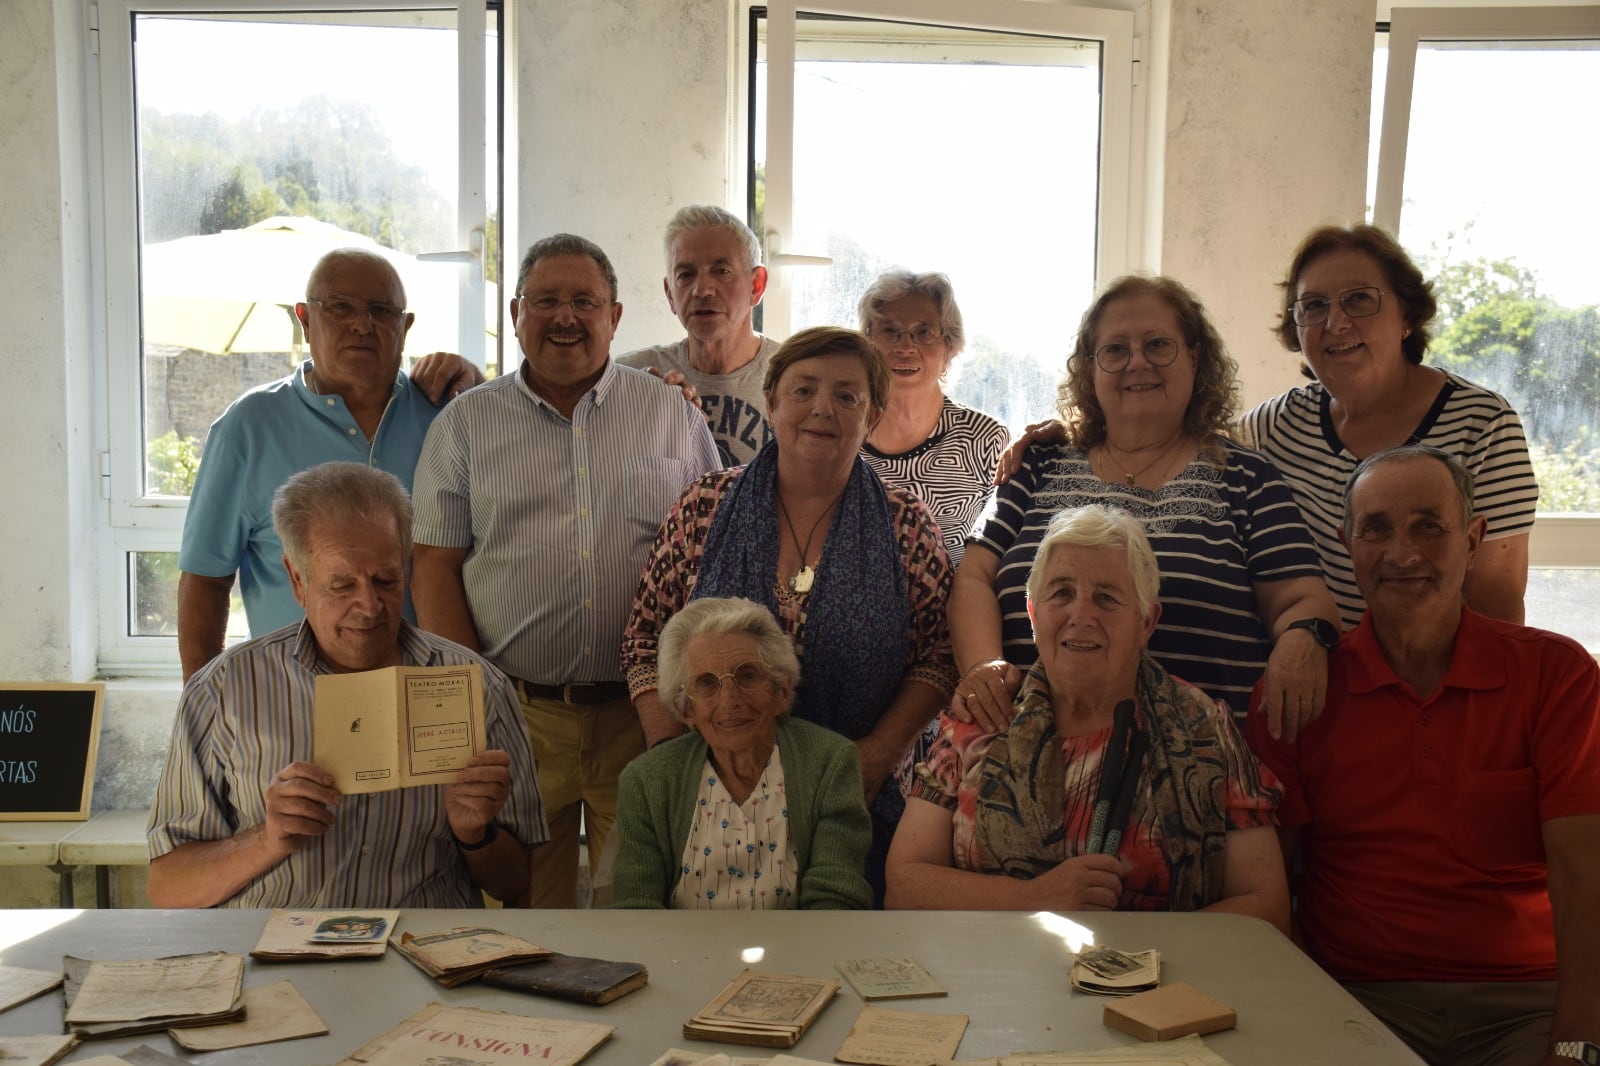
[178,360,442,636]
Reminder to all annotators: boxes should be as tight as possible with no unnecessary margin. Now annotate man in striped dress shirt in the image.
[148,462,545,908]
[412,234,721,908]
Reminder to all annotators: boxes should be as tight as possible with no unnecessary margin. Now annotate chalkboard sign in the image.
[0,683,104,821]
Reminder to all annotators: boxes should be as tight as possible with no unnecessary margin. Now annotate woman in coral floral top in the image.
[622,326,958,905]
[885,504,1288,930]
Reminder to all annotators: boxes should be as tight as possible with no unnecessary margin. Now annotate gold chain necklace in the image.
[1099,434,1185,487]
[775,488,845,594]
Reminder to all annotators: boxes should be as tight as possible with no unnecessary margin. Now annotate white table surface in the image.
[0,908,1424,1065]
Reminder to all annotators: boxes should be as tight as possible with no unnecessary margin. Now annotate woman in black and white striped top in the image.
[1237,224,1538,629]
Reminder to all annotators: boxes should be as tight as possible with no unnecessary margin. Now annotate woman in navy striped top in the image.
[1238,224,1538,630]
[950,276,1339,743]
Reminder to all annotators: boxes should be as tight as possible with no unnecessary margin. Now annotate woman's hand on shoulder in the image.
[1258,627,1329,742]
[1036,853,1127,911]
[993,420,1067,484]
[949,660,1022,733]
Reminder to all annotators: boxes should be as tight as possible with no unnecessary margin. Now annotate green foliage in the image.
[139,97,450,252]
[146,430,202,497]
[1531,433,1600,514]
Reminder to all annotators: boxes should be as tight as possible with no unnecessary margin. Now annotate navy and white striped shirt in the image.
[1238,371,1539,629]
[970,440,1325,712]
[147,621,546,908]
[412,361,720,684]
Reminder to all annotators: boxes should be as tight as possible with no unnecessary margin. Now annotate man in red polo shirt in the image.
[1248,445,1600,1066]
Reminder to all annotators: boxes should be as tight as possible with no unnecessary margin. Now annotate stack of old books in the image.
[682,970,839,1049]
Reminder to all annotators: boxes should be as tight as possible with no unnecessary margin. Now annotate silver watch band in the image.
[1552,1041,1600,1065]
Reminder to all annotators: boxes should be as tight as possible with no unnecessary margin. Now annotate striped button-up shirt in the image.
[147,621,545,909]
[412,360,720,684]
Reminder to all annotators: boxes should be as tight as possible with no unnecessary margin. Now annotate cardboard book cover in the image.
[481,953,648,1005]
[683,970,839,1049]
[1102,982,1237,1042]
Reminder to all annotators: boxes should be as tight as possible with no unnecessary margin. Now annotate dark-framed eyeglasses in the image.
[1291,285,1387,327]
[1092,336,1183,373]
[871,325,944,348]
[682,660,774,702]
[305,297,407,327]
[518,293,612,315]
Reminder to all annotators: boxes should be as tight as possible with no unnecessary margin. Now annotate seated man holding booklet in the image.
[147,462,546,908]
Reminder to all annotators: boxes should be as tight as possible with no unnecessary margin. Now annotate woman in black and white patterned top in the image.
[858,271,1008,568]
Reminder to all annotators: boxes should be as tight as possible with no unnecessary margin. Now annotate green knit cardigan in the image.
[611,716,873,909]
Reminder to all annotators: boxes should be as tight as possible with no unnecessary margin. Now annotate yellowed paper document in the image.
[0,1034,76,1066]
[337,1002,612,1066]
[835,1004,969,1065]
[63,953,244,1025]
[169,980,328,1051]
[316,664,485,794]
[0,966,64,1013]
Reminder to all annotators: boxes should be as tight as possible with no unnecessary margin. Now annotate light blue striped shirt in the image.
[147,621,545,909]
[412,360,721,684]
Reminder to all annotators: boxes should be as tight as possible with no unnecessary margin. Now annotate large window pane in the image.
[133,13,485,500]
[756,16,1102,434]
[1389,38,1600,517]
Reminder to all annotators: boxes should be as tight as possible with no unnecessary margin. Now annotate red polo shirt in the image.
[1247,607,1600,982]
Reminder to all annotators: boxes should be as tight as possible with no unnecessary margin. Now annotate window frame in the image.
[1375,5,1600,572]
[749,0,1139,336]
[90,0,497,675]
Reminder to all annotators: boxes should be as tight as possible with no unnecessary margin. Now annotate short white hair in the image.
[1025,505,1159,622]
[657,597,800,721]
[662,205,762,272]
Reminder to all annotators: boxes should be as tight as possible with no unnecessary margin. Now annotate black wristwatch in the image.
[1552,1041,1600,1064]
[453,821,499,851]
[1284,617,1339,651]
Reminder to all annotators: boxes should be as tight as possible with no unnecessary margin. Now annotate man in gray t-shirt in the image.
[618,205,776,467]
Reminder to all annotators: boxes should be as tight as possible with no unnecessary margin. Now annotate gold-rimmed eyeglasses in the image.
[1291,286,1388,327]
[682,660,775,702]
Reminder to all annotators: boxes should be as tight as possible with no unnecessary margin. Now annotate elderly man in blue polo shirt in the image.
[177,248,481,680]
[412,233,720,908]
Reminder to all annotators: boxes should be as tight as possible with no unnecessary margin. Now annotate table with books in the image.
[0,907,1424,1066]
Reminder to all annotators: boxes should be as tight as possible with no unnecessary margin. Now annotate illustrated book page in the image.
[335,1002,612,1066]
[315,664,485,794]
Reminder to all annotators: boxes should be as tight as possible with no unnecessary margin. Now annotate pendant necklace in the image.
[1100,434,1185,488]
[776,488,845,594]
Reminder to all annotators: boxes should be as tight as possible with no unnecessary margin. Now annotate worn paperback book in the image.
[250,909,398,961]
[393,926,554,988]
[683,970,840,1049]
[315,663,486,793]
[60,953,244,1037]
[835,1004,969,1065]
[481,952,647,1004]
[834,957,946,1000]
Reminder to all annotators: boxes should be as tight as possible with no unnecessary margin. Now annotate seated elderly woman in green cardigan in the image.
[612,596,873,909]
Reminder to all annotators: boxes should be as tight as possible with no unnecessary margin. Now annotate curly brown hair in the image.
[1059,275,1239,452]
[1275,224,1437,365]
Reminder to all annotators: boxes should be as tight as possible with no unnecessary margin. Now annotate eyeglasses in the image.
[1291,286,1387,327]
[871,325,944,348]
[1092,336,1183,373]
[518,294,612,315]
[682,660,774,702]
[305,297,407,327]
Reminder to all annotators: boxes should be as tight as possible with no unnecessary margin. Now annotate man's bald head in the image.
[306,248,407,309]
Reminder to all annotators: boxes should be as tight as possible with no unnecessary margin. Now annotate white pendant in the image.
[790,565,816,594]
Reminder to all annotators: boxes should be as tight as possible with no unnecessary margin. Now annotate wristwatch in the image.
[1284,617,1339,651]
[1552,1041,1600,1064]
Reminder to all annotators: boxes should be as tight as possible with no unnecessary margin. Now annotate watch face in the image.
[1552,1042,1600,1065]
[1291,618,1339,650]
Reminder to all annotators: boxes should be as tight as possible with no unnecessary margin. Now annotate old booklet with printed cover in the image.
[834,957,946,1000]
[250,909,399,961]
[683,970,839,1049]
[392,926,554,988]
[336,1002,612,1066]
[315,664,485,794]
